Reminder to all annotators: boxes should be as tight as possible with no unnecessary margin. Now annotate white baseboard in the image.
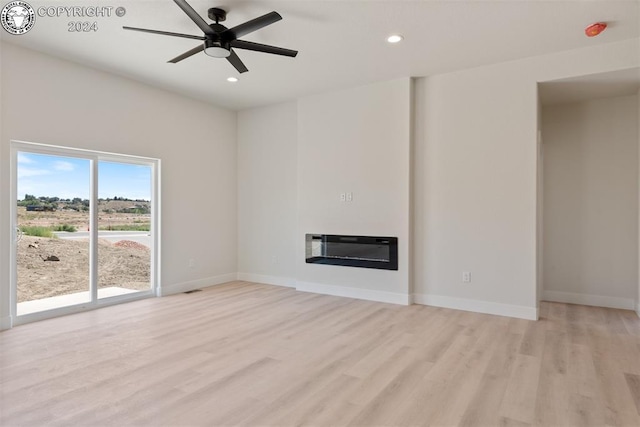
[237,273,296,288]
[413,293,538,320]
[0,315,12,331]
[160,273,238,296]
[543,290,635,311]
[296,281,410,305]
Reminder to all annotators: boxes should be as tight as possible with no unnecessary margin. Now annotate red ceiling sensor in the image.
[585,22,607,37]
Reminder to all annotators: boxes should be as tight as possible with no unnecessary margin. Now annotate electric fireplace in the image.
[305,234,398,270]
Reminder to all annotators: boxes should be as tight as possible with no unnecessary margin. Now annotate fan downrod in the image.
[208,7,226,23]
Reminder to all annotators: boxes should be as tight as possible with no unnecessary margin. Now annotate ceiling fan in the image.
[123,0,298,73]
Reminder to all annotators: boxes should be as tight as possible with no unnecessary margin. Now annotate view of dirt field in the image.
[16,201,152,304]
[17,236,150,303]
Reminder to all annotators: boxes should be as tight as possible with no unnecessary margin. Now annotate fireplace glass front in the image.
[305,234,398,270]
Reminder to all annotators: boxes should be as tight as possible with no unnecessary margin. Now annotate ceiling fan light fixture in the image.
[204,39,231,58]
[387,34,403,43]
[204,46,231,58]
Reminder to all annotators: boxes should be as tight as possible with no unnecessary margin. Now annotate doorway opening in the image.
[537,69,640,312]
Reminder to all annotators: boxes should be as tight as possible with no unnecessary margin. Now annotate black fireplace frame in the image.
[305,234,398,270]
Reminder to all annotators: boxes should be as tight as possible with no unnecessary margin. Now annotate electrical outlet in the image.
[346,192,353,202]
[462,271,471,283]
[340,193,346,202]
[188,259,196,268]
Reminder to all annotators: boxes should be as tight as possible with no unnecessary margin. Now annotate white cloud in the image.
[54,161,74,172]
[17,153,34,164]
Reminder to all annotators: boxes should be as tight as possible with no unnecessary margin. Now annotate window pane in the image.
[16,152,90,315]
[97,161,152,298]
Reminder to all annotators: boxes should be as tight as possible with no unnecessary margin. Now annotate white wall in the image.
[413,70,539,318]
[235,40,638,318]
[0,43,238,328]
[0,44,5,330]
[237,101,297,286]
[542,95,639,310]
[296,78,412,304]
[536,95,544,310]
[413,38,639,320]
[236,78,412,304]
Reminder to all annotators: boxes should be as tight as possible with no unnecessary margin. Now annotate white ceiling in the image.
[2,0,639,110]
[539,68,640,105]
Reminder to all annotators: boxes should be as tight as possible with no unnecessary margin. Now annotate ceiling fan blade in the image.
[222,11,281,40]
[226,49,249,73]
[123,26,204,40]
[173,0,215,35]
[168,44,204,63]
[230,40,298,57]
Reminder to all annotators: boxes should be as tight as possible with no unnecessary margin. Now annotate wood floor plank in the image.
[270,373,362,426]
[459,332,523,426]
[391,319,493,425]
[499,353,541,425]
[426,318,510,426]
[1,281,639,426]
[347,345,426,407]
[347,357,434,426]
[567,343,600,398]
[625,373,640,416]
[499,416,533,427]
[519,317,547,358]
[567,393,606,427]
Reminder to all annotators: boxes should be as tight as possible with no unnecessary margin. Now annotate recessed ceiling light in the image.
[227,77,238,83]
[387,34,403,44]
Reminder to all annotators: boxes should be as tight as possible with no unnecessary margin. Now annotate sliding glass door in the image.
[15,153,92,315]
[11,141,159,324]
[97,161,153,300]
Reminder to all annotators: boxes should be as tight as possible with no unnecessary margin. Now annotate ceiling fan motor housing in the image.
[209,22,227,37]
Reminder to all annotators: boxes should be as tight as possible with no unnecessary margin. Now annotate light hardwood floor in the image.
[1,281,639,426]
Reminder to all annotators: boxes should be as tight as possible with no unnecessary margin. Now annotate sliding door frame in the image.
[9,140,161,326]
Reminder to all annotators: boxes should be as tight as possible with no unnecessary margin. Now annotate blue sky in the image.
[17,152,151,201]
